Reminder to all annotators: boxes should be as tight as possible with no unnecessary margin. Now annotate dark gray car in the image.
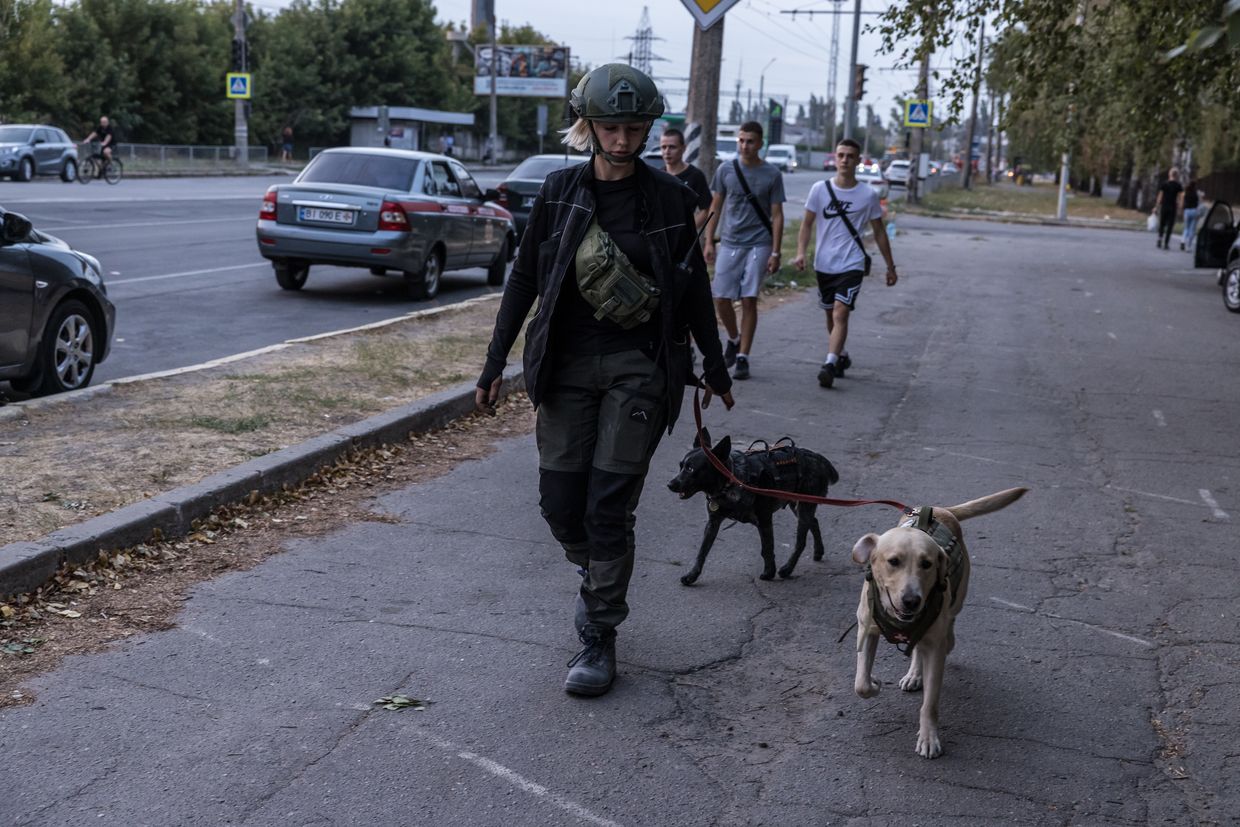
[0,124,79,182]
[257,148,516,300]
[0,209,115,396]
[498,153,589,240]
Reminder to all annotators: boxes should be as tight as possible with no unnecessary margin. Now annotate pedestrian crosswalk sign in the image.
[226,73,251,99]
[903,100,931,128]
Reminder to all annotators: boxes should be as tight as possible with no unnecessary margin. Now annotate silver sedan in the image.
[256,148,516,300]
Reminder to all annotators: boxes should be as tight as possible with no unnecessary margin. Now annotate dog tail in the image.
[945,487,1028,521]
[823,458,840,486]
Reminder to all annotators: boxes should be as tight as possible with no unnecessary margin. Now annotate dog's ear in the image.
[692,427,711,451]
[851,534,879,566]
[712,434,731,458]
[936,548,949,591]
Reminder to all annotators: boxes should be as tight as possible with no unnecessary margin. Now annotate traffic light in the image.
[768,98,784,144]
[231,38,247,72]
[854,64,868,100]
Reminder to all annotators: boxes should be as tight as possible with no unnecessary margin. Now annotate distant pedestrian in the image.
[281,126,293,162]
[444,134,454,157]
[703,121,786,380]
[1180,178,1202,252]
[792,139,898,388]
[658,128,710,230]
[1153,168,1182,250]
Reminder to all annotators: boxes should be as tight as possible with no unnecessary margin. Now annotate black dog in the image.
[667,428,840,585]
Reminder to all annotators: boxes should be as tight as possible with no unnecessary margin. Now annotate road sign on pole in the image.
[679,0,742,31]
[226,73,251,99]
[903,99,931,128]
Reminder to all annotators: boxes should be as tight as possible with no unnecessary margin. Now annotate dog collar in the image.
[865,506,962,656]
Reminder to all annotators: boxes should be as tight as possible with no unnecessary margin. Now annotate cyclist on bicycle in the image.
[81,116,115,164]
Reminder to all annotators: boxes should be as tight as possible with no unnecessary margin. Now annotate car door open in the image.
[1195,201,1236,269]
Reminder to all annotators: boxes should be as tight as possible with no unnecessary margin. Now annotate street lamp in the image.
[758,58,776,125]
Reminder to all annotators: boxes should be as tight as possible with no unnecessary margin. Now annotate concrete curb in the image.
[902,206,1146,233]
[0,369,526,599]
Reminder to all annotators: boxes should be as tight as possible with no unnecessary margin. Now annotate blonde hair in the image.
[561,118,593,151]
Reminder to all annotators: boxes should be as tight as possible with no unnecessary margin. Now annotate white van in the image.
[763,144,798,172]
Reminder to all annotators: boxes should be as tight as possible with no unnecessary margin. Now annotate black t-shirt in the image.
[1158,180,1183,213]
[1183,186,1199,209]
[553,174,661,354]
[94,124,114,148]
[675,164,711,211]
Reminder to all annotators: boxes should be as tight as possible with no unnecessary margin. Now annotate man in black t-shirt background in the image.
[1152,167,1183,250]
[659,128,711,230]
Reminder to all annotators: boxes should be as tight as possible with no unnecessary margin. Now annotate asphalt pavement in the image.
[3,207,1237,824]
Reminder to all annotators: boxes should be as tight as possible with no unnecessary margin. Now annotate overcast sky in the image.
[250,1,934,126]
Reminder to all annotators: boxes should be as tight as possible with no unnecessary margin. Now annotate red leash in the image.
[692,386,911,513]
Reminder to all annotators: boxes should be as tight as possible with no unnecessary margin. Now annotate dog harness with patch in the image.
[866,506,964,656]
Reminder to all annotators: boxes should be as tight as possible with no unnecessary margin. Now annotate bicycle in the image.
[77,146,123,185]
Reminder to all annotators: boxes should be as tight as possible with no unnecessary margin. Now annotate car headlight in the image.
[0,147,16,157]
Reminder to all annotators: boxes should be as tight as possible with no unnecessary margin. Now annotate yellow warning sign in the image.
[680,0,741,30]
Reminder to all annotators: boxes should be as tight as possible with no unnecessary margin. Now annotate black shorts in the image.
[816,270,865,310]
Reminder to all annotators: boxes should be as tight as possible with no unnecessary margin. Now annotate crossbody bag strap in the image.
[825,180,870,264]
[732,158,774,237]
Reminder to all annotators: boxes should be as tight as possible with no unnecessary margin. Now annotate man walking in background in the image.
[659,128,711,230]
[1153,167,1183,250]
[703,121,785,381]
[792,139,898,388]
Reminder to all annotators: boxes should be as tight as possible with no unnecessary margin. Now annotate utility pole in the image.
[685,17,725,180]
[842,0,862,140]
[962,19,984,189]
[985,86,996,183]
[1057,2,1087,220]
[862,103,873,158]
[907,44,930,203]
[232,0,248,166]
[487,0,498,165]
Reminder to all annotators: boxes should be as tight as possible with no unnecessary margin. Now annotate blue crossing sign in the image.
[903,99,931,128]
[226,73,252,100]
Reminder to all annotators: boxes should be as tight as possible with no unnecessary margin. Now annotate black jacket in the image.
[479,157,731,432]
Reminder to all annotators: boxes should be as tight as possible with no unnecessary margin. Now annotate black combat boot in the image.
[565,628,617,696]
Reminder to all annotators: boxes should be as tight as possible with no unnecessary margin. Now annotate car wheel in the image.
[25,300,99,396]
[486,237,509,286]
[16,156,34,182]
[274,260,310,290]
[406,248,442,300]
[60,158,77,182]
[1223,263,1240,314]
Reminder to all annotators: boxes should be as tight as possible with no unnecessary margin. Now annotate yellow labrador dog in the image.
[851,487,1027,759]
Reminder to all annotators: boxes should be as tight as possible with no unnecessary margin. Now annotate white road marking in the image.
[750,408,801,423]
[921,446,1008,465]
[108,262,266,285]
[1107,332,1117,340]
[38,216,254,232]
[1198,489,1230,520]
[989,598,1034,612]
[1152,410,1166,427]
[1106,485,1200,507]
[2,194,263,205]
[990,598,1155,648]
[420,733,622,826]
[1084,291,1094,298]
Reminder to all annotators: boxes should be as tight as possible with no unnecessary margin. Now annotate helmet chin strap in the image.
[588,122,653,165]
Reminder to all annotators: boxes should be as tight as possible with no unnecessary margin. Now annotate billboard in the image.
[475,44,569,98]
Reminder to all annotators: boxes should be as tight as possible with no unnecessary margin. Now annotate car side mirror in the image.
[1,212,33,244]
[483,188,501,202]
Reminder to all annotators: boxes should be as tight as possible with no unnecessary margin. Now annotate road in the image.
[0,171,511,383]
[3,210,1236,824]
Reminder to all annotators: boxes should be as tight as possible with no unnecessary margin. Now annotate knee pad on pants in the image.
[539,469,589,549]
[584,469,646,563]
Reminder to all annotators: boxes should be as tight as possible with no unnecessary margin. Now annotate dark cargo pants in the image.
[536,349,668,634]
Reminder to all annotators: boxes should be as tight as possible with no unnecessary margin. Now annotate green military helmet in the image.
[570,63,665,123]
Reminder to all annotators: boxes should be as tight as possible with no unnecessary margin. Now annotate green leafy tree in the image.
[0,0,69,124]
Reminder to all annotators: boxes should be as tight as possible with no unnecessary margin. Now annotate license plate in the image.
[298,206,355,225]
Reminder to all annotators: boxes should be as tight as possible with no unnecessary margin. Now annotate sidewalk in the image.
[1,214,1226,825]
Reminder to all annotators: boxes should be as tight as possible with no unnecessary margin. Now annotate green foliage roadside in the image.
[917,183,1147,228]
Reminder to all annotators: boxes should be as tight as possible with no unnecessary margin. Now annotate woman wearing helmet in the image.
[476,64,734,697]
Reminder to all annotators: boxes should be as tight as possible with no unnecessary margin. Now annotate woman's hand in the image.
[702,383,735,410]
[474,377,502,414]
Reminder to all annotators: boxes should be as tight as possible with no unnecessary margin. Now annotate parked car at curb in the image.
[0,208,115,396]
[497,153,589,240]
[256,148,516,300]
[1193,200,1240,312]
[856,167,889,200]
[0,124,79,182]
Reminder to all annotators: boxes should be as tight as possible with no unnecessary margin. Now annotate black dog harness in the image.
[866,506,964,656]
[706,438,799,516]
